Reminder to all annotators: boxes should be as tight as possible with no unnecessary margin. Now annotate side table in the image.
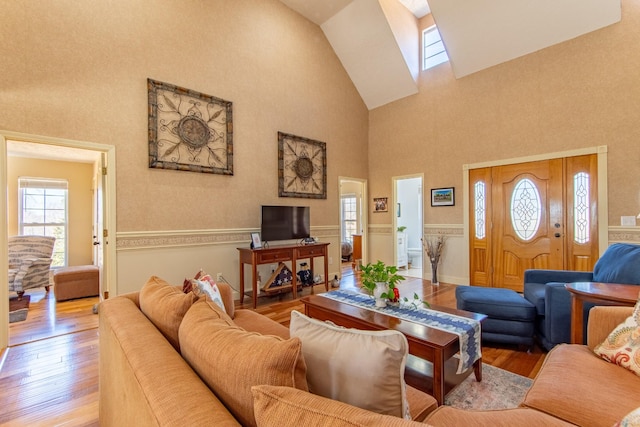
[565,282,638,344]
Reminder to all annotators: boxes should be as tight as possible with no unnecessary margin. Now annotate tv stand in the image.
[237,242,330,309]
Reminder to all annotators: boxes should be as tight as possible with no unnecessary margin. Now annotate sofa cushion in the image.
[139,275,198,351]
[233,309,289,339]
[455,286,536,322]
[251,385,427,427]
[179,299,308,427]
[522,344,640,426]
[289,310,410,419]
[594,295,640,377]
[593,243,640,284]
[425,406,575,426]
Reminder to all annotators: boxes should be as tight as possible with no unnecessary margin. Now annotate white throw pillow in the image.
[289,310,411,419]
[190,277,226,312]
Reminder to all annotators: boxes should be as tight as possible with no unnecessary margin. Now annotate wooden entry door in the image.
[469,155,598,291]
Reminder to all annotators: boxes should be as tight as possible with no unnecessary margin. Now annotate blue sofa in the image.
[523,243,640,351]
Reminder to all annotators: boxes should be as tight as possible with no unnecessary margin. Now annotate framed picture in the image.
[431,187,455,206]
[278,132,327,199]
[148,78,233,175]
[373,197,388,212]
[250,232,262,249]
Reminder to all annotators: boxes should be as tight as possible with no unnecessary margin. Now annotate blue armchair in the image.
[523,243,640,351]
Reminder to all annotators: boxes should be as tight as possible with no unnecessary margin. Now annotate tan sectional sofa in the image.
[99,278,639,426]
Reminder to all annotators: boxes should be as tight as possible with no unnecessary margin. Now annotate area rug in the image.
[9,295,30,323]
[444,363,533,410]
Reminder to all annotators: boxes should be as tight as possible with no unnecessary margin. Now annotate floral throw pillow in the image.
[190,275,226,313]
[614,407,640,427]
[593,295,640,377]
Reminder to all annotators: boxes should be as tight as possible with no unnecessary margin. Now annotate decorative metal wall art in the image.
[148,78,233,175]
[278,132,327,199]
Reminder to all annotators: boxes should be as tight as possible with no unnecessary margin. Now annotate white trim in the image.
[0,136,8,350]
[116,226,340,251]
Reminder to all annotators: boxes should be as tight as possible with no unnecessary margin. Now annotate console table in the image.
[565,282,639,344]
[238,242,330,309]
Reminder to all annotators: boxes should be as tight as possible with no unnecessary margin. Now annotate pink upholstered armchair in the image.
[8,235,56,299]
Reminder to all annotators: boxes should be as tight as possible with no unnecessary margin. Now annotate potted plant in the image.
[360,260,405,307]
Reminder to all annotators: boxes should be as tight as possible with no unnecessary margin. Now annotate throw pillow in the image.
[139,275,198,351]
[615,407,640,427]
[593,294,640,377]
[179,299,308,427]
[190,276,226,312]
[182,268,204,294]
[289,310,411,419]
[251,385,427,427]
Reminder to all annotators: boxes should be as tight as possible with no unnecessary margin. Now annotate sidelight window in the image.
[474,181,486,239]
[574,172,590,244]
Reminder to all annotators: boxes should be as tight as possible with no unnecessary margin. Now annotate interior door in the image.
[492,159,564,291]
[92,153,106,299]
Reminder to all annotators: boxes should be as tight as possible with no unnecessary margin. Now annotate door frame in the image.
[462,146,608,284]
[393,173,424,274]
[338,176,368,266]
[1,130,117,352]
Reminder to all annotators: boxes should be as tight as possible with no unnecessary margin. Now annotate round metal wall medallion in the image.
[178,116,211,148]
[294,156,314,179]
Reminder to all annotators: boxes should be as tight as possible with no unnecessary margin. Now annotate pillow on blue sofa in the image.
[593,244,640,284]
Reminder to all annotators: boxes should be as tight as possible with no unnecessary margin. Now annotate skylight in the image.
[422,25,449,70]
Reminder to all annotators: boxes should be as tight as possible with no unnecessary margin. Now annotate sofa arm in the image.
[586,306,634,350]
[542,283,573,345]
[524,269,594,284]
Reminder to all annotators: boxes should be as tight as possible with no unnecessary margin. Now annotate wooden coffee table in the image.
[565,282,639,344]
[300,294,487,405]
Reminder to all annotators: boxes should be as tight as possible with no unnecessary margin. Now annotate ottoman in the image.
[455,286,536,347]
[53,265,100,302]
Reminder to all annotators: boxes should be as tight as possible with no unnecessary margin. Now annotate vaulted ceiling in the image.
[280,0,621,110]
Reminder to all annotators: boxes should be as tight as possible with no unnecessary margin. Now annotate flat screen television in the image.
[261,205,310,242]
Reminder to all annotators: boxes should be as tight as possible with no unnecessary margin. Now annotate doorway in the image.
[394,175,424,279]
[469,154,599,291]
[1,131,117,351]
[339,177,367,274]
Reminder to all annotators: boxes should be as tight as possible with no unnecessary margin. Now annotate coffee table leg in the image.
[433,351,445,406]
[473,358,482,382]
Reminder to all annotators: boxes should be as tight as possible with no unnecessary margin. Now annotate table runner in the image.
[320,289,481,374]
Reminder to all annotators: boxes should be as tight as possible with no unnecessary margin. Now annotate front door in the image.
[469,154,598,291]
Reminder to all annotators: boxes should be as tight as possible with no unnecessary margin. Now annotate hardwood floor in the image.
[0,266,546,425]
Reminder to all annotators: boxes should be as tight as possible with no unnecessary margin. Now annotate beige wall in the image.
[367,0,640,277]
[0,0,369,232]
[1,0,369,292]
[7,157,94,266]
[370,0,640,226]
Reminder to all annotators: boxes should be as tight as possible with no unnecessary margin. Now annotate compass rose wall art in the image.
[148,78,233,175]
[278,131,327,199]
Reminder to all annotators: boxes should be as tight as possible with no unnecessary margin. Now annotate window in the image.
[19,177,68,267]
[474,181,486,240]
[510,178,541,241]
[422,25,449,70]
[574,172,590,244]
[341,195,357,243]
